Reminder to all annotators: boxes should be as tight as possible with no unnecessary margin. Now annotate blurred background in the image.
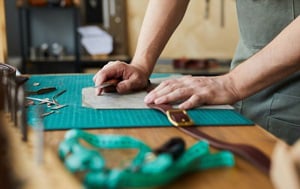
[1,0,239,75]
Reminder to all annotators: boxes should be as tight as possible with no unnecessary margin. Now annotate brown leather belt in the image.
[147,103,270,174]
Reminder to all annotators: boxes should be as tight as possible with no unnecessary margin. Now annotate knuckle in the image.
[160,96,168,102]
[192,94,202,101]
[175,88,186,95]
[184,101,194,108]
[161,80,172,86]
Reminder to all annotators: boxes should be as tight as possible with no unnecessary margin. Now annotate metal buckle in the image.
[166,109,194,127]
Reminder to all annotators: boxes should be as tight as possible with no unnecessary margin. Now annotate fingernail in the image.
[178,104,185,109]
[154,98,163,104]
[144,95,152,103]
[95,88,101,96]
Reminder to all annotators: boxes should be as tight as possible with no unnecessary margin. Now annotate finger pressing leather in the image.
[179,94,206,109]
[154,88,187,105]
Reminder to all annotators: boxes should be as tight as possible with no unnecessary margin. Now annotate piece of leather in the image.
[147,103,271,174]
[147,103,193,126]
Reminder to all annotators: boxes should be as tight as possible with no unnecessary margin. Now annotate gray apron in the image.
[232,0,300,144]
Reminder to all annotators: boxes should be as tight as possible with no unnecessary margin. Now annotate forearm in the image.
[131,0,190,77]
[229,16,300,99]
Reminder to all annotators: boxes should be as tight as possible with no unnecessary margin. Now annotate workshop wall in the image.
[4,0,239,63]
[126,0,239,59]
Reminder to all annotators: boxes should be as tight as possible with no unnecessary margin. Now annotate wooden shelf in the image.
[18,0,128,74]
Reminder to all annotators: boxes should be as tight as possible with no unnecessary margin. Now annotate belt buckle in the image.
[166,109,194,127]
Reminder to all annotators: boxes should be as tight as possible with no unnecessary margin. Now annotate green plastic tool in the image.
[58,129,235,188]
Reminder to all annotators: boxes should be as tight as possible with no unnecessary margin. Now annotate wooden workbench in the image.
[0,111,278,189]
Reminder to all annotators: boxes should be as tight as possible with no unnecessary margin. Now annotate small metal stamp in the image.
[17,85,28,141]
[1,63,29,141]
[10,78,17,125]
[0,64,17,119]
[33,104,45,165]
[2,70,10,113]
[0,77,3,111]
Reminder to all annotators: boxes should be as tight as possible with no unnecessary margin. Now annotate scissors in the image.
[26,89,68,110]
[26,97,56,105]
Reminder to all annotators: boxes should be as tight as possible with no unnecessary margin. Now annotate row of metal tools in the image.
[0,63,28,141]
[205,0,225,27]
[0,63,50,164]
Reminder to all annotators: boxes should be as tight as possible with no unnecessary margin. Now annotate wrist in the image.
[222,73,243,102]
[130,58,156,78]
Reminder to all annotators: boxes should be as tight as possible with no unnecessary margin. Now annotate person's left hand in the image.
[144,75,241,109]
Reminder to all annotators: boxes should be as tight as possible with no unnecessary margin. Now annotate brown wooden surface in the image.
[1,112,278,189]
[0,113,81,189]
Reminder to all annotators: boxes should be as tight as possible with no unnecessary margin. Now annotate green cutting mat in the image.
[25,74,253,130]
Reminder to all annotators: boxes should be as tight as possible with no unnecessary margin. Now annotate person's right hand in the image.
[93,60,150,95]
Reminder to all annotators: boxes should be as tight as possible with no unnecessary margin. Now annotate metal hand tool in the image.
[26,97,57,105]
[26,96,67,110]
[26,88,68,114]
[7,69,17,125]
[38,98,50,105]
[41,110,55,117]
[26,87,57,95]
[51,104,68,110]
[51,89,67,105]
[3,70,11,114]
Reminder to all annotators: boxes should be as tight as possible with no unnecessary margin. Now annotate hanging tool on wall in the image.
[220,0,225,27]
[204,0,210,19]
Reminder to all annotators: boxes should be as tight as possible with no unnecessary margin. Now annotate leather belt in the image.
[147,103,271,174]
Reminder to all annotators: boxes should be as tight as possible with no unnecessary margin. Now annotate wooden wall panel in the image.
[0,0,7,63]
[126,0,239,59]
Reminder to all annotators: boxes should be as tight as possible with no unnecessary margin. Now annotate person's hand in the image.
[144,75,241,109]
[270,140,300,189]
[93,60,150,95]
